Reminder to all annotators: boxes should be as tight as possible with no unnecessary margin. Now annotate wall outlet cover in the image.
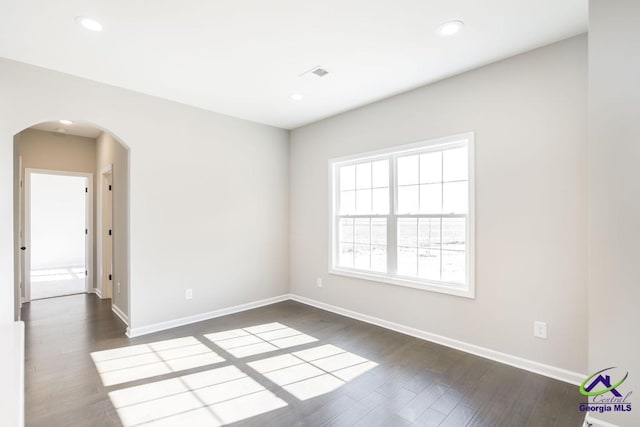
[534,321,548,339]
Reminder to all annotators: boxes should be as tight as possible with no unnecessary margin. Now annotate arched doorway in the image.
[13,120,130,329]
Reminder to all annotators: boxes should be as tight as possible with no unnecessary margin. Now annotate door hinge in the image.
[109,229,112,236]
[85,187,88,193]
[85,270,88,277]
[108,184,112,191]
[85,229,88,235]
[108,274,112,281]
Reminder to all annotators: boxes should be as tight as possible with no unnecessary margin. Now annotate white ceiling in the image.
[0,1,587,129]
[31,122,102,138]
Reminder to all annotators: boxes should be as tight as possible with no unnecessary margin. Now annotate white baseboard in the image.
[119,292,585,386]
[112,304,128,326]
[288,294,585,386]
[126,294,290,338]
[93,288,103,298]
[584,414,619,427]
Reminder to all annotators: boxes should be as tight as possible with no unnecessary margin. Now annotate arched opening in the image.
[13,120,130,331]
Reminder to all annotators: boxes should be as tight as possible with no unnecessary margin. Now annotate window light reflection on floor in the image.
[108,365,287,426]
[31,266,86,282]
[204,322,318,358]
[247,344,378,400]
[91,336,225,386]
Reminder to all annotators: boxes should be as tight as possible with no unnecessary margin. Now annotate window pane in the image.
[333,140,471,288]
[418,248,441,281]
[340,165,355,191]
[397,247,417,276]
[340,190,355,214]
[371,245,387,272]
[372,160,389,188]
[419,183,442,213]
[371,218,387,245]
[418,218,441,248]
[354,218,370,244]
[398,218,417,247]
[354,244,371,269]
[420,152,442,183]
[442,182,468,213]
[442,250,465,283]
[355,189,372,214]
[339,218,354,243]
[397,185,419,214]
[339,244,354,268]
[356,162,371,189]
[397,155,419,186]
[443,147,468,182]
[442,218,465,251]
[372,188,389,214]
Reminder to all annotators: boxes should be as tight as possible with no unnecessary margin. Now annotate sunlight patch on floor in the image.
[31,266,86,282]
[96,325,377,425]
[91,336,225,386]
[109,365,287,426]
[204,322,317,358]
[247,344,378,400]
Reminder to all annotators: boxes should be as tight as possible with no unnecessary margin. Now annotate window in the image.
[329,133,474,298]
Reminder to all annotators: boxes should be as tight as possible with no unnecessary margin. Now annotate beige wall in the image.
[0,58,290,333]
[15,129,98,301]
[588,1,640,425]
[18,129,96,174]
[290,35,588,375]
[96,132,129,318]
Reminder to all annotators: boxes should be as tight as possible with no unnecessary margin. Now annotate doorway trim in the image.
[96,164,113,300]
[24,168,94,302]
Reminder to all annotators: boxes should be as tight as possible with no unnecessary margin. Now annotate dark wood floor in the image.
[23,294,585,426]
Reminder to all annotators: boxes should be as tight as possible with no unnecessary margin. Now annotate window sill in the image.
[328,268,475,299]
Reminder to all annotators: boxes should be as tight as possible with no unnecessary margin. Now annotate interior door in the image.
[26,171,88,300]
[18,156,24,316]
[102,172,113,299]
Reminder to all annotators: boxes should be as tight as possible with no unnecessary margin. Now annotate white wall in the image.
[0,58,289,331]
[588,1,640,425]
[290,35,588,374]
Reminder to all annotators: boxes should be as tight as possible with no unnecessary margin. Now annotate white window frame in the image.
[328,132,475,298]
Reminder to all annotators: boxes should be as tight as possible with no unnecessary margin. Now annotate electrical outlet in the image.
[534,321,547,339]
[186,288,193,300]
[316,277,323,288]
[117,282,121,294]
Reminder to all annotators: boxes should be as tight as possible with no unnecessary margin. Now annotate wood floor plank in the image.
[23,294,586,426]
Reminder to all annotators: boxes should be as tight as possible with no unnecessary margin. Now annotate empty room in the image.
[0,1,638,426]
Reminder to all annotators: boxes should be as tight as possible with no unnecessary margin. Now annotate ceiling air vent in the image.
[311,67,329,77]
[300,66,329,78]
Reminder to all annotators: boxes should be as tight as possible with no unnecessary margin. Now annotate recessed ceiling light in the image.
[290,93,303,101]
[75,16,103,32]
[437,20,464,37]
[59,120,73,125]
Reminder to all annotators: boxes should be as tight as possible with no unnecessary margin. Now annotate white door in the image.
[17,156,23,317]
[26,171,89,301]
[102,172,113,299]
